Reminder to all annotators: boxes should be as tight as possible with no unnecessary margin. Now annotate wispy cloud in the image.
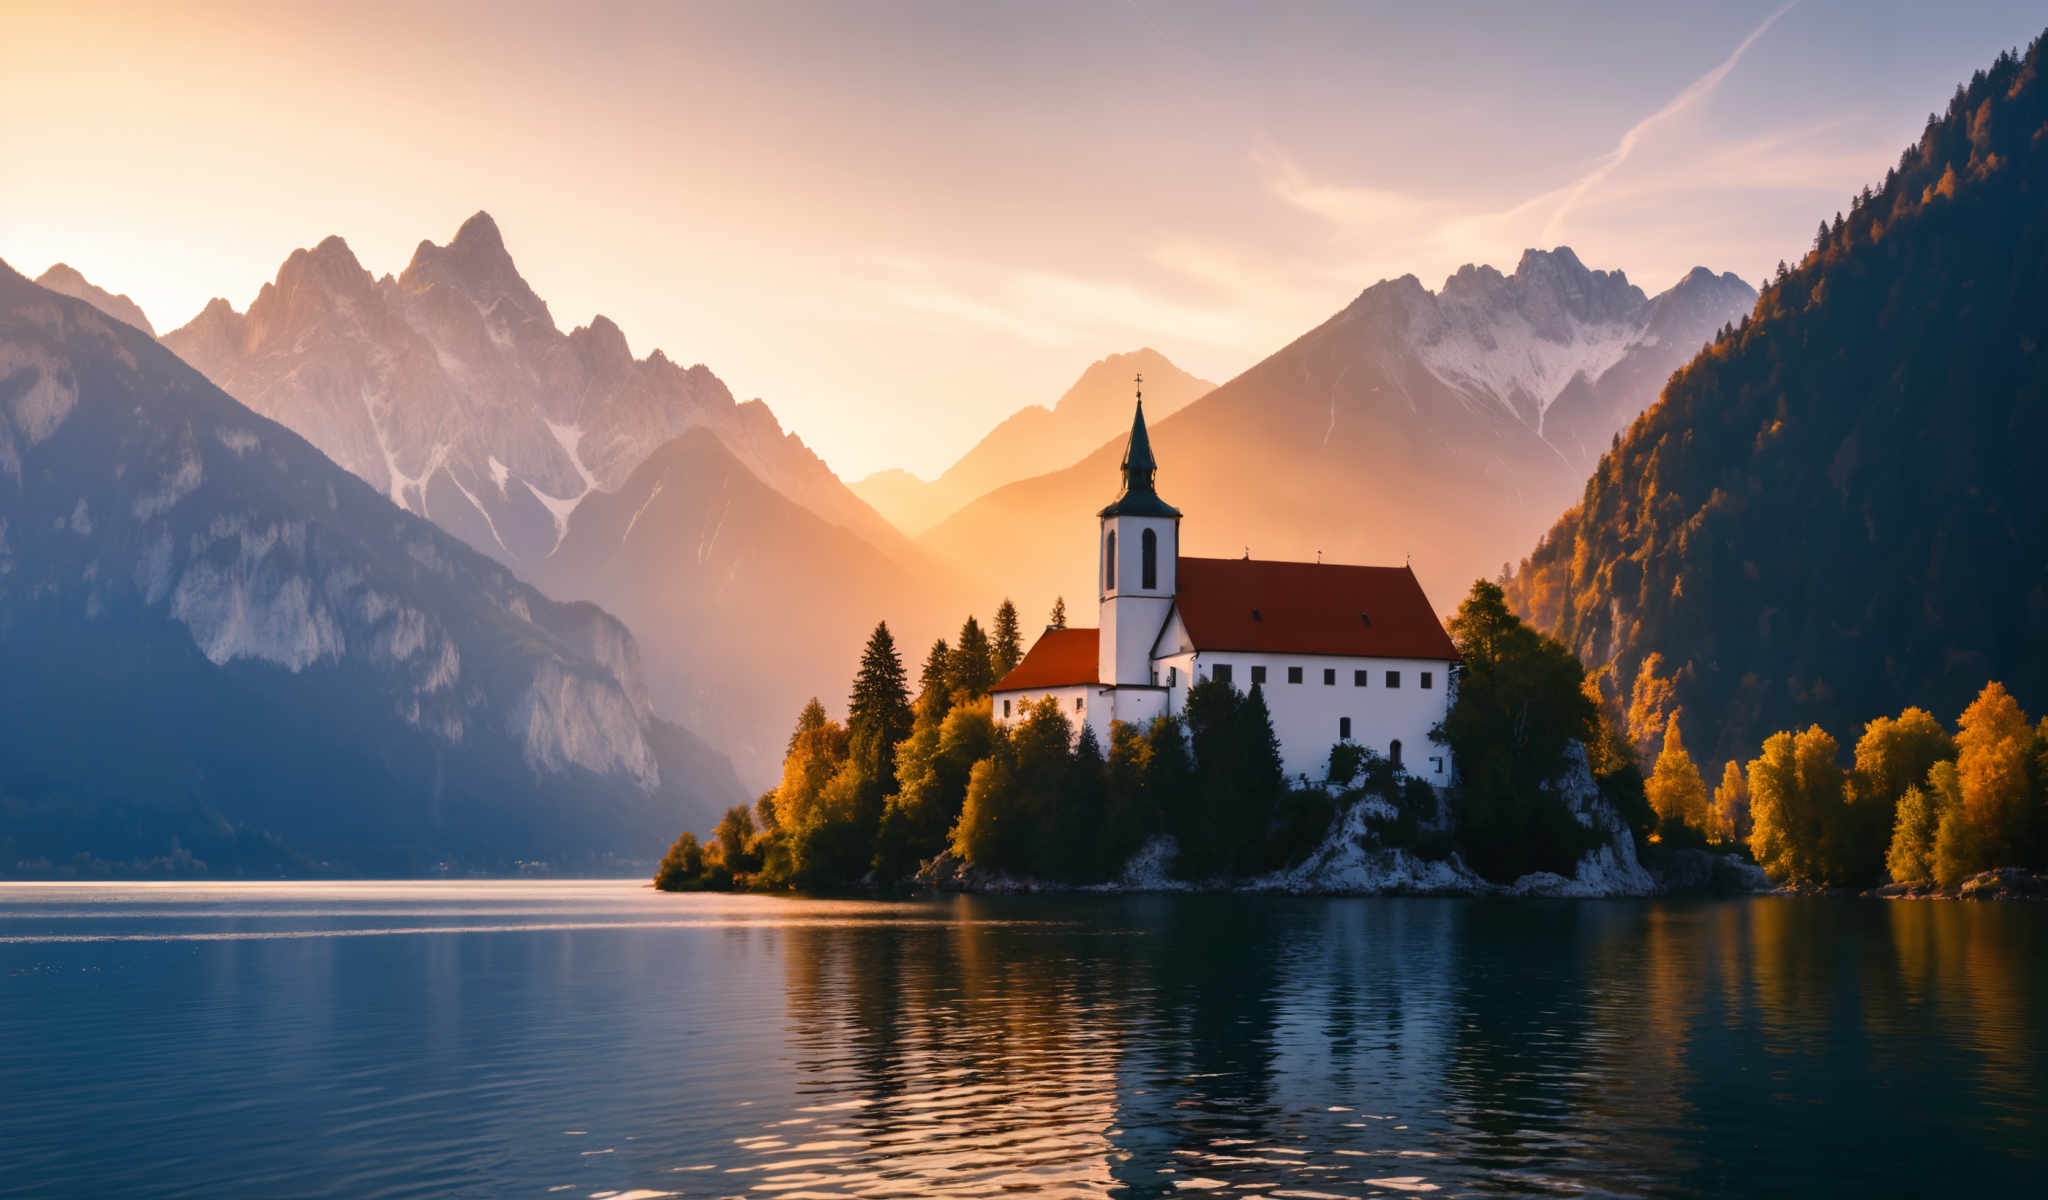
[1541,1,1799,240]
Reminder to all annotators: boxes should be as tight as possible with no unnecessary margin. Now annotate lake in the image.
[0,883,2040,1198]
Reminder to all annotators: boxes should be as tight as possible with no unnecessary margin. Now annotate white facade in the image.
[1098,512,1178,687]
[991,397,1457,788]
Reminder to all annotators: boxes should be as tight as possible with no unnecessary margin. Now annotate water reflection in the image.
[760,896,2044,1199]
[0,885,2040,1199]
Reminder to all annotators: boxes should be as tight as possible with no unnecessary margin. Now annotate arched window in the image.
[1105,530,1116,590]
[1141,528,1157,589]
[1389,739,1403,767]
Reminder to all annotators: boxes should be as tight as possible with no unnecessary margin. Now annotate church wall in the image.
[1182,651,1454,785]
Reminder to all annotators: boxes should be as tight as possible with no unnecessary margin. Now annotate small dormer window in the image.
[1251,608,1262,621]
[1360,612,1372,626]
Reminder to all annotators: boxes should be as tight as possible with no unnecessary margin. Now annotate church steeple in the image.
[1099,378,1181,519]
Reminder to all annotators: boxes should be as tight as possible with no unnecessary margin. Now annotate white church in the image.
[991,394,1461,786]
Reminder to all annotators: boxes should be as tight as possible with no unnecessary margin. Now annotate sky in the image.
[3,0,2042,480]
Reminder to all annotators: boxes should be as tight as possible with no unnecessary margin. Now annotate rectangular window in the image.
[1251,665,1267,685]
[1168,666,1177,686]
[1339,716,1352,740]
[1421,671,1434,689]
[1287,666,1303,684]
[1354,669,1369,687]
[1386,671,1401,688]
[1076,697,1084,711]
[1430,755,1444,775]
[1212,664,1233,685]
[1323,668,1336,685]
[1002,699,1011,718]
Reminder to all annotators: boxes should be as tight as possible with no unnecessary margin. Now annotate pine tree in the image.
[847,621,914,767]
[990,599,1024,680]
[787,697,830,756]
[918,638,951,701]
[950,616,995,697]
[1049,596,1068,630]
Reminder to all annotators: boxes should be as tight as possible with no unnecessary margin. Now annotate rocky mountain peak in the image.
[398,210,549,327]
[31,263,156,337]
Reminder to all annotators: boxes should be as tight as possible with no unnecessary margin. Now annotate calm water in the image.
[0,884,2041,1198]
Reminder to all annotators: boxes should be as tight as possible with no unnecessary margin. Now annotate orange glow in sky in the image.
[3,0,2037,479]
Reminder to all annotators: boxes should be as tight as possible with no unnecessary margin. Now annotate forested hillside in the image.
[1506,34,2048,770]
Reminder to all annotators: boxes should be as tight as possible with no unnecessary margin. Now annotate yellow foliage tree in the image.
[1647,712,1711,837]
[1847,707,1954,881]
[1748,726,1845,883]
[1711,760,1749,845]
[1953,682,2035,871]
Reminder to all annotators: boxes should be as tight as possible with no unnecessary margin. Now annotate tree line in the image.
[657,580,1657,892]
[1640,681,2047,888]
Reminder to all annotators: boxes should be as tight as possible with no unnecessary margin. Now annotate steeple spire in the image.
[1099,376,1180,518]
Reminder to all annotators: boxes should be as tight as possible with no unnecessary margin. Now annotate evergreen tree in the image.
[1051,721,1110,880]
[847,621,914,785]
[1049,596,1068,630]
[1437,580,1606,881]
[919,638,951,699]
[950,616,995,698]
[787,697,830,757]
[990,599,1024,680]
[1102,720,1159,875]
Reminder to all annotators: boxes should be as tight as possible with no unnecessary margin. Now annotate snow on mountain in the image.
[919,248,1755,630]
[161,212,908,569]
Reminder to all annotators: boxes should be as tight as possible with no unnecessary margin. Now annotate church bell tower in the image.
[1098,377,1180,687]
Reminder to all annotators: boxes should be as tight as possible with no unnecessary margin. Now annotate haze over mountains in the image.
[0,262,743,873]
[920,249,1755,624]
[853,348,1213,535]
[156,213,972,783]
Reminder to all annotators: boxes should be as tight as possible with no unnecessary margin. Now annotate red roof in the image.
[993,627,1099,691]
[1170,557,1459,661]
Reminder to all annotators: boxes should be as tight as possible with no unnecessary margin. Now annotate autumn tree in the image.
[875,694,998,881]
[1747,726,1847,883]
[1846,707,1954,882]
[990,599,1024,680]
[1885,780,1942,884]
[653,831,706,891]
[1952,682,2036,872]
[1712,760,1750,845]
[1646,712,1711,840]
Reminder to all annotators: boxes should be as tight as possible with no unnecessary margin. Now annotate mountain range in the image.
[0,261,744,874]
[1504,39,2048,768]
[154,213,974,783]
[852,348,1213,535]
[918,249,1755,624]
